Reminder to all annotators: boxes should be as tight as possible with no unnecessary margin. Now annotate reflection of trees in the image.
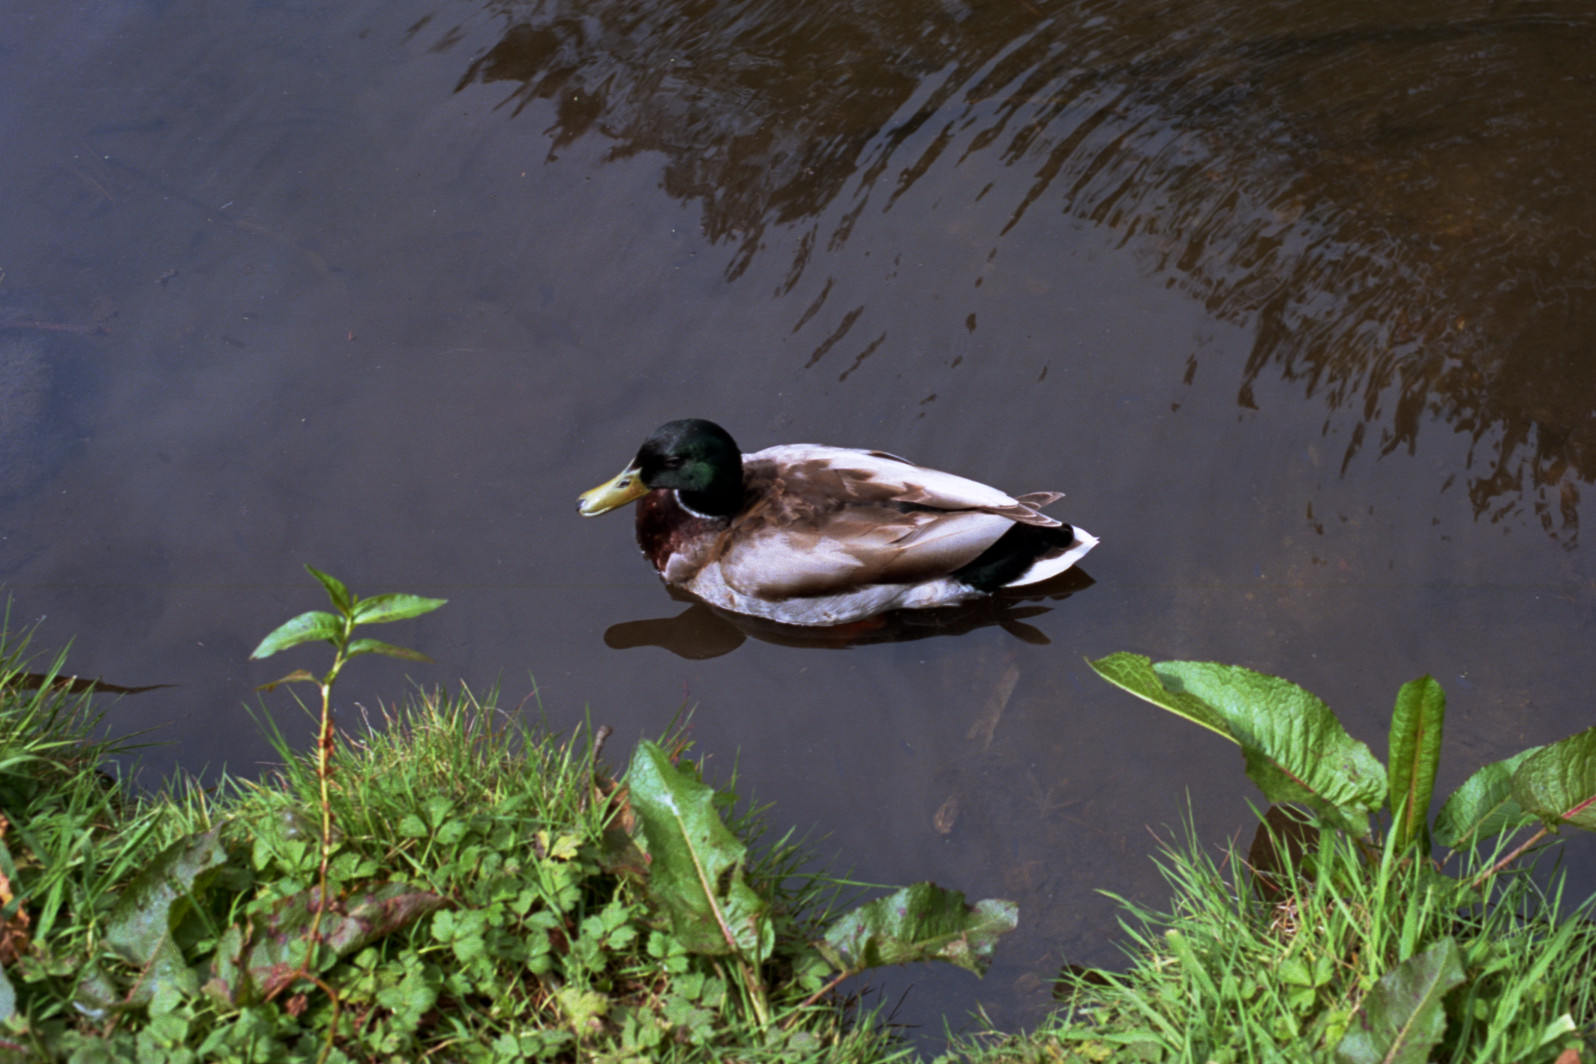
[442,0,1596,542]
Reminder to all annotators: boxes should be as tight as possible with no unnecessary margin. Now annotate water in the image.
[4,0,1595,1036]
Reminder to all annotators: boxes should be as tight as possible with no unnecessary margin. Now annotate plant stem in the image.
[279,651,345,1007]
[737,956,771,1029]
[308,678,336,930]
[792,970,853,1016]
[1469,826,1550,891]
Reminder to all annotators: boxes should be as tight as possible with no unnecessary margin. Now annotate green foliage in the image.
[959,820,1595,1064]
[1433,748,1541,848]
[1088,654,1386,834]
[0,607,1011,1062]
[1088,652,1596,864]
[1334,938,1463,1064]
[1386,677,1444,854]
[249,565,446,682]
[1512,727,1596,832]
[628,741,772,962]
[1070,652,1596,1064]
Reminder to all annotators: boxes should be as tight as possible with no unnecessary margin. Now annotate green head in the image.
[578,419,744,517]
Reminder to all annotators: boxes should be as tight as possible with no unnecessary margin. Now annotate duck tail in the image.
[952,524,1098,592]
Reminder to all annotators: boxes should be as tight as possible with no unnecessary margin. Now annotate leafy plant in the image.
[1085,653,1596,1062]
[2,593,1018,1062]
[963,812,1595,1064]
[249,566,445,998]
[621,739,1018,1032]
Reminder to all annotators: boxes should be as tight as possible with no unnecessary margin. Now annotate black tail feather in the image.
[952,523,1078,592]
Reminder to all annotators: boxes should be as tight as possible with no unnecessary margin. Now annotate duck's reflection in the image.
[603,570,1093,659]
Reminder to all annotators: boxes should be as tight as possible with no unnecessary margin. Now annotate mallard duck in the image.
[577,419,1097,627]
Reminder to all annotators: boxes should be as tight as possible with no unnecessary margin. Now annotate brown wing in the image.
[743,444,1064,527]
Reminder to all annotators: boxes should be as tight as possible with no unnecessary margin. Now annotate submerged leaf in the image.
[256,669,318,693]
[626,741,769,961]
[1335,937,1464,1064]
[1434,748,1541,848]
[350,593,448,625]
[1511,726,1596,832]
[1387,676,1445,852]
[11,672,172,695]
[250,610,344,659]
[818,883,1017,977]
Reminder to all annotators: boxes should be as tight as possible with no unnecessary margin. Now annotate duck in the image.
[577,419,1097,627]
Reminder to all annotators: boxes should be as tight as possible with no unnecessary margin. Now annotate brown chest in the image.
[635,489,728,574]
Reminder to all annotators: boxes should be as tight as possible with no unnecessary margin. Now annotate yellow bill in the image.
[578,462,649,516]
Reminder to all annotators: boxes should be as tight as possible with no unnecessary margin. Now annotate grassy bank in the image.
[0,652,917,1060]
[2,614,1594,1062]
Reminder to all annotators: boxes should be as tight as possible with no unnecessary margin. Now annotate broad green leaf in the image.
[350,593,447,625]
[626,741,770,962]
[1434,748,1541,848]
[105,827,228,967]
[1387,676,1445,852]
[818,883,1017,977]
[1511,726,1596,832]
[304,565,352,614]
[1334,937,1464,1064]
[346,638,432,662]
[1087,653,1233,741]
[1154,661,1386,835]
[103,827,229,1004]
[249,610,343,659]
[0,961,12,1023]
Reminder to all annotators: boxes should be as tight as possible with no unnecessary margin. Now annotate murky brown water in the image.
[4,0,1596,1037]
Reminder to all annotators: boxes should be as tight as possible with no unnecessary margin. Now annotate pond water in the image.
[4,0,1596,1038]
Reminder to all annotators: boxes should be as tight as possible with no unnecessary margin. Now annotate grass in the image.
[0,631,908,1061]
[950,816,1596,1063]
[1,618,1593,1063]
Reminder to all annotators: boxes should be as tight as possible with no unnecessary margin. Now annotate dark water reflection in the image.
[453,0,1596,541]
[4,0,1596,1040]
[603,574,1089,658]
